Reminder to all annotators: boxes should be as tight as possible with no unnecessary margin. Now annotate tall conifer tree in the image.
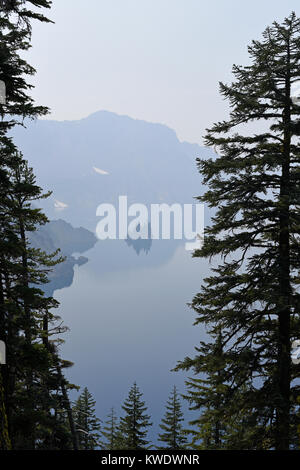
[73,387,101,450]
[101,407,124,450]
[119,382,152,449]
[177,12,300,450]
[158,386,187,449]
[177,331,228,449]
[0,1,78,449]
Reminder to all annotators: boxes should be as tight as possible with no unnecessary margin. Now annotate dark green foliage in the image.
[101,407,124,450]
[177,12,300,450]
[0,155,76,449]
[0,1,52,137]
[0,1,78,449]
[177,331,228,449]
[158,386,187,449]
[0,369,11,449]
[119,382,152,449]
[73,387,101,450]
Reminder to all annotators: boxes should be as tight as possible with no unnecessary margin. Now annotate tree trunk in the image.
[276,38,291,450]
[0,368,11,450]
[56,361,79,451]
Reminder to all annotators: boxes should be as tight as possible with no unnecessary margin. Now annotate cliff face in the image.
[11,111,212,231]
[28,219,97,296]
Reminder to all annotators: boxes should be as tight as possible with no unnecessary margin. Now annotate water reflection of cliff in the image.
[28,218,184,296]
[125,237,152,255]
[125,223,152,255]
[28,219,98,296]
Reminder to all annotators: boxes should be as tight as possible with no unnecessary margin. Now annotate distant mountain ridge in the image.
[11,110,214,231]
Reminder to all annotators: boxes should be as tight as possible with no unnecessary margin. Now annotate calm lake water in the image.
[54,238,210,444]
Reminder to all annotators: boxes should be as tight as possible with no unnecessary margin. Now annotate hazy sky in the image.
[27,0,300,144]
